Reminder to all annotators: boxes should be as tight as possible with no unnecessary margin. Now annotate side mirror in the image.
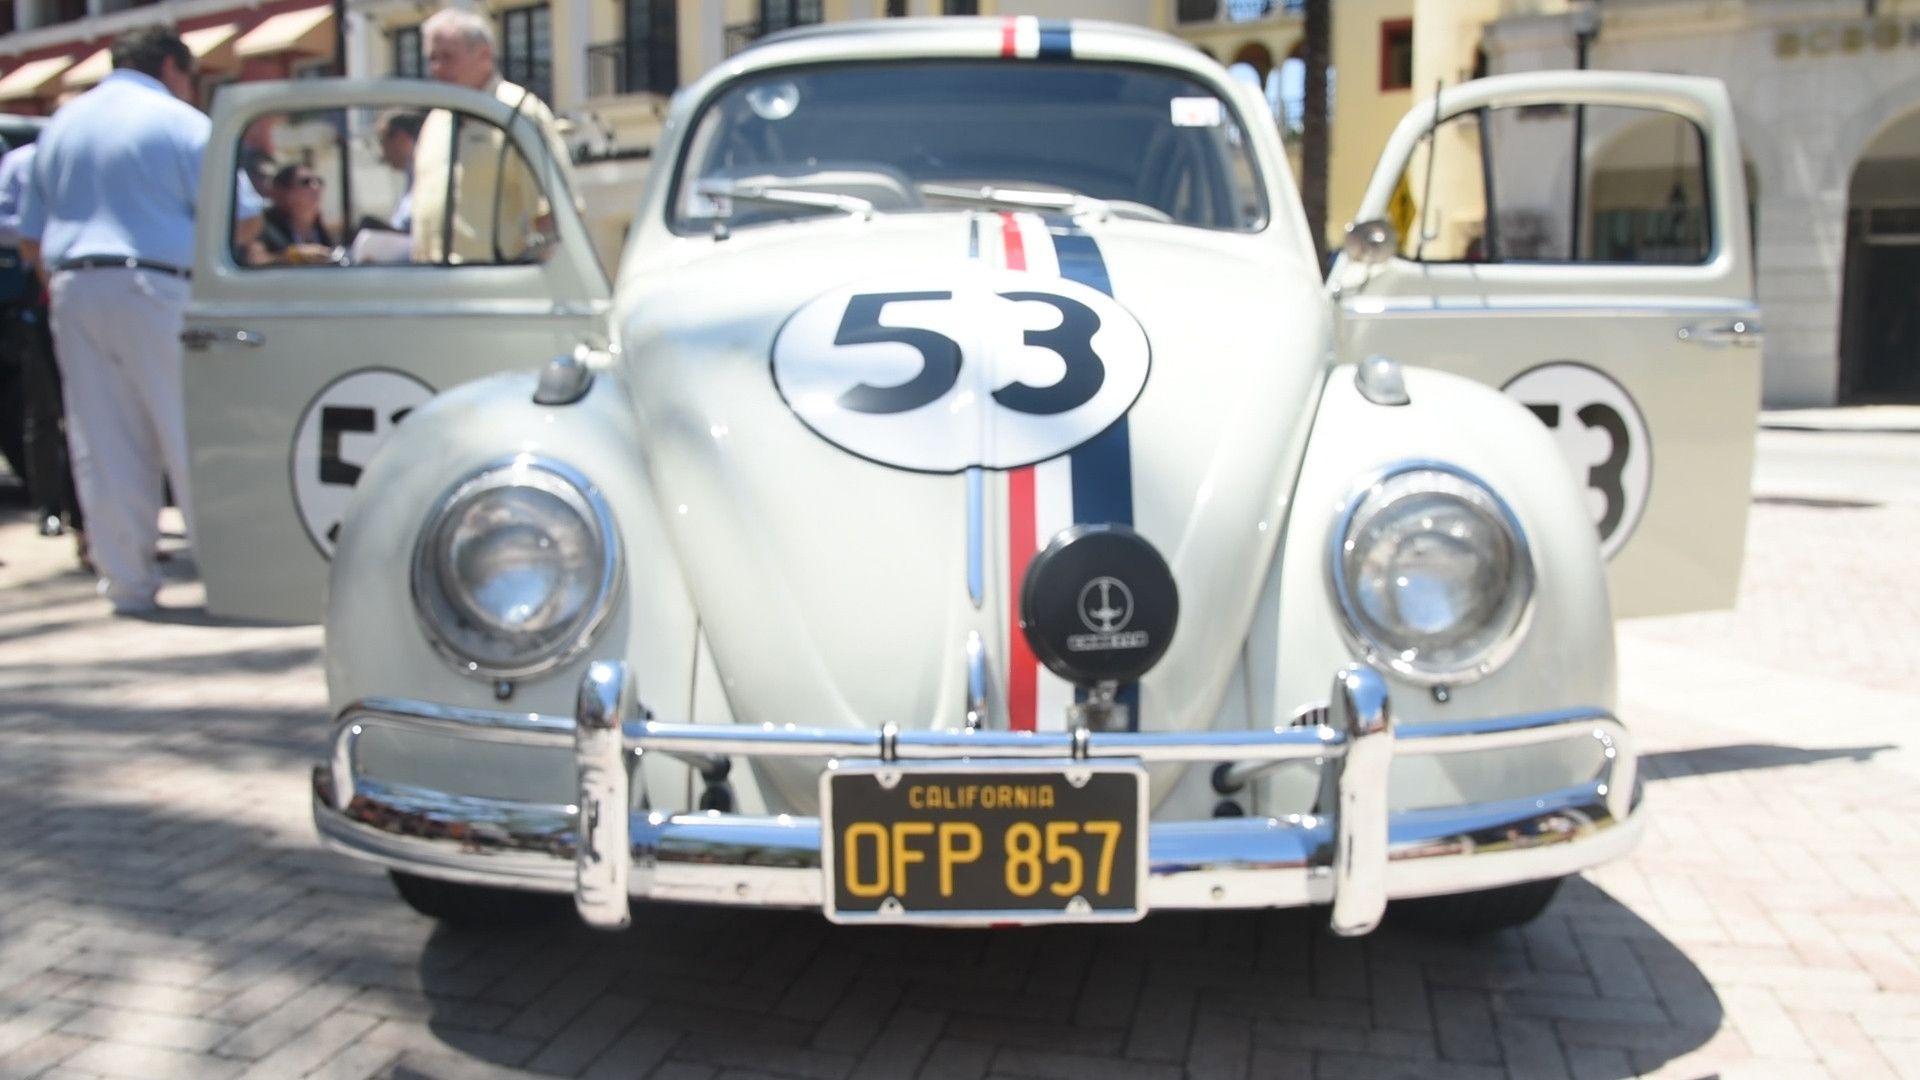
[1343,219,1398,266]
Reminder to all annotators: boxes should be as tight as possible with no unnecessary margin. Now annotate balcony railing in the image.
[1177,0,1306,23]
[725,1,823,56]
[585,37,679,98]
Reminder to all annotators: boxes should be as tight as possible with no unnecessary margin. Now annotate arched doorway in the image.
[1840,106,1920,402]
[1230,42,1274,83]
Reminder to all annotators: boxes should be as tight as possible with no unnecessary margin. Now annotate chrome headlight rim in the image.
[409,454,622,681]
[1327,460,1536,688]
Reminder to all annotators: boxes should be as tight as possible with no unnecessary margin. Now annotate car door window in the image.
[1390,103,1711,265]
[231,105,562,269]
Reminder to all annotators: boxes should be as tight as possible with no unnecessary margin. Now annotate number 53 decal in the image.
[773,267,1151,473]
[1503,362,1652,560]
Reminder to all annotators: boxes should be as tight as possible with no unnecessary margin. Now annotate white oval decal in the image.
[1502,361,1651,560]
[290,368,434,557]
[772,267,1151,472]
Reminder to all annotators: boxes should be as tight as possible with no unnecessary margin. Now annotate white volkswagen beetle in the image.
[182,18,1759,933]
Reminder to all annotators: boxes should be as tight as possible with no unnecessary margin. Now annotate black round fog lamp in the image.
[1019,524,1178,687]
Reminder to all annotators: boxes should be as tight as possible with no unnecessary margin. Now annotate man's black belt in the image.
[54,256,191,279]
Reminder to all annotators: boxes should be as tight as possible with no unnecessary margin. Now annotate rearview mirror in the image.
[1343,219,1397,266]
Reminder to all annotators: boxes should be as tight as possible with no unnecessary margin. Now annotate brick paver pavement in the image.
[2,431,1918,1080]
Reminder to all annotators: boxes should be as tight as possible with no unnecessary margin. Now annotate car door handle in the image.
[181,327,264,351]
[1676,319,1762,348]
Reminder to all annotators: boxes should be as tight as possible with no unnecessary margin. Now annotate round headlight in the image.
[411,457,619,678]
[1330,464,1534,685]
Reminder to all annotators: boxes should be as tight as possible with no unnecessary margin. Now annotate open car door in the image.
[186,79,610,622]
[1334,71,1760,618]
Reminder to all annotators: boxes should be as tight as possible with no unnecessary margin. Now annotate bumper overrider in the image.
[311,664,1642,935]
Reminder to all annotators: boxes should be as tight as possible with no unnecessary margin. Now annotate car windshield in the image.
[671,61,1268,234]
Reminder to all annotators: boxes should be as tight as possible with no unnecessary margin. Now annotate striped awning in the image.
[61,48,111,90]
[63,23,242,91]
[0,55,75,103]
[184,23,244,72]
[234,5,334,59]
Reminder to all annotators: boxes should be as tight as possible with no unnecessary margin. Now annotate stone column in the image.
[548,0,589,110]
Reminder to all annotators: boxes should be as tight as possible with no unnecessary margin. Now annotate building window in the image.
[392,27,423,79]
[943,1,979,13]
[499,4,552,104]
[1380,19,1413,92]
[587,0,677,97]
[886,0,907,14]
[729,0,820,53]
[761,0,822,33]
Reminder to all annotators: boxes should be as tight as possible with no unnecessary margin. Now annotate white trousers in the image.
[47,267,193,607]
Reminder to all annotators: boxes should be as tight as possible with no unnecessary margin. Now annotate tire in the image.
[1390,877,1564,935]
[387,871,571,928]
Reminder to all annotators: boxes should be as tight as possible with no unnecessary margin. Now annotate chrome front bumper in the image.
[312,664,1641,935]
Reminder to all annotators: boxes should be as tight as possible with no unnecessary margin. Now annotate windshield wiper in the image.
[920,183,1112,221]
[697,180,875,235]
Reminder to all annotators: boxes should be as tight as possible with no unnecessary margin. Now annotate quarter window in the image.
[1390,103,1712,265]
[230,105,564,270]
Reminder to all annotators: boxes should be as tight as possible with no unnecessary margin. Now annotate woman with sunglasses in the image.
[254,164,338,265]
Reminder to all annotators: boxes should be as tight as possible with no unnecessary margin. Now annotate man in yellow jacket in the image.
[411,6,571,265]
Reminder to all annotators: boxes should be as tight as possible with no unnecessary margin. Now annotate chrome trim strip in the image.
[355,695,578,736]
[574,661,633,929]
[965,466,984,609]
[314,774,1638,915]
[1329,666,1392,936]
[622,719,1344,762]
[323,688,1637,931]
[964,630,991,731]
[1341,299,1760,319]
[333,700,1603,763]
[334,699,1605,757]
[188,299,614,319]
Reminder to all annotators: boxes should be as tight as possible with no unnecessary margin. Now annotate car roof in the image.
[750,16,1175,53]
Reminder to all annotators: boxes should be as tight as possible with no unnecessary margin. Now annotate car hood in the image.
[622,213,1329,809]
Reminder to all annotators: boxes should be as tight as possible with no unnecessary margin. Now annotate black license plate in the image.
[822,761,1147,924]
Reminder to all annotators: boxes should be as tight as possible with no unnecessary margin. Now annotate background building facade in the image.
[7,0,1909,405]
[0,0,340,115]
[1485,0,1920,406]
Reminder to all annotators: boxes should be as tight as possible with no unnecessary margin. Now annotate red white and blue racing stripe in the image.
[998,16,1074,60]
[979,18,1142,732]
[980,211,1140,733]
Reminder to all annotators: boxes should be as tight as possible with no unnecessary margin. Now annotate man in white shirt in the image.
[19,28,265,613]
[409,7,570,265]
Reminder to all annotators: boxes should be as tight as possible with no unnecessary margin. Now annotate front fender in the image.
[1253,363,1616,815]
[325,366,698,808]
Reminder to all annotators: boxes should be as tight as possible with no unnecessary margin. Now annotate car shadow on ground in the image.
[397,868,1723,1078]
[0,491,1869,1077]
[1643,741,1894,776]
